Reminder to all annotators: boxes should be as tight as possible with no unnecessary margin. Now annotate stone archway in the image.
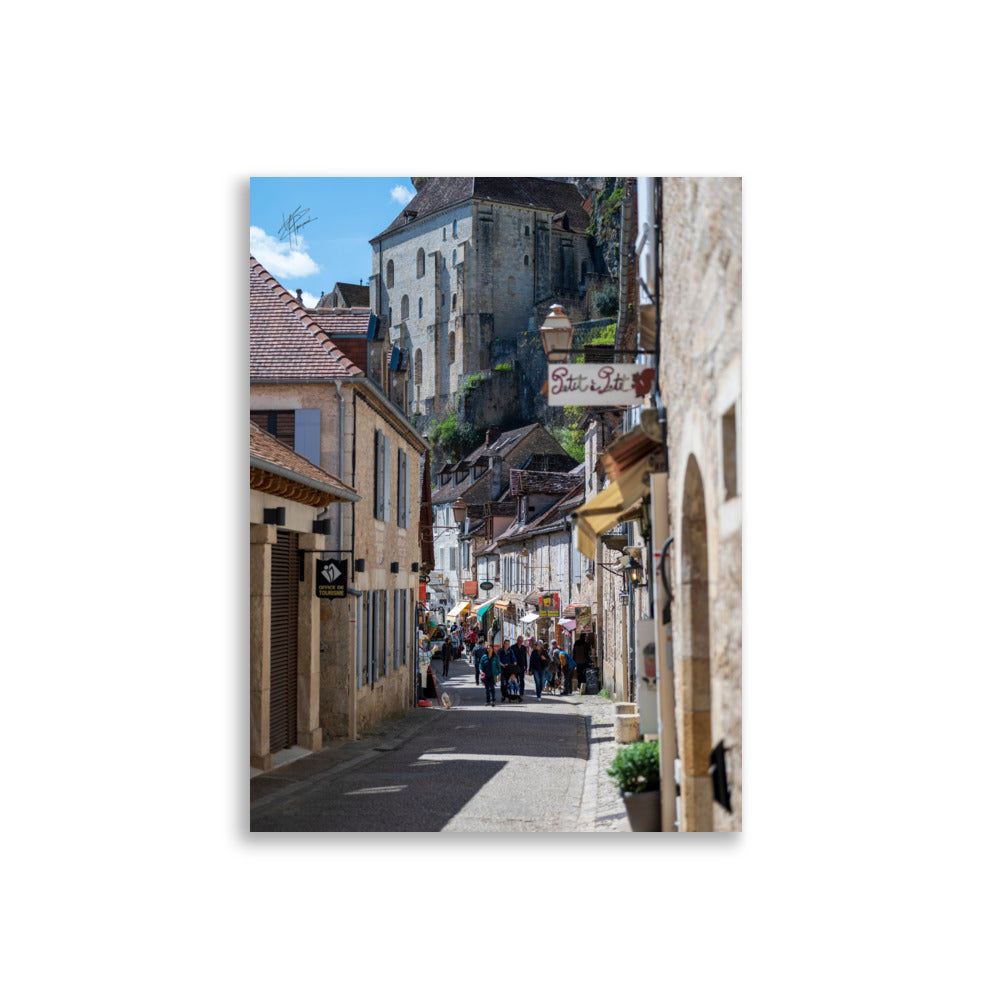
[680,454,713,831]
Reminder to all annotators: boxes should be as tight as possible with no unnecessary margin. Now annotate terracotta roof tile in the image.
[250,421,359,502]
[250,256,364,381]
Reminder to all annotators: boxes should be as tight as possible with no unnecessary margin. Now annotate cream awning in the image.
[446,600,472,620]
[574,459,653,561]
[519,612,540,624]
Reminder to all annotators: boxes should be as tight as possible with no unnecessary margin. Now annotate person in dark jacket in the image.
[513,635,528,696]
[479,644,501,706]
[498,639,516,702]
[471,638,487,685]
[528,639,546,701]
[441,633,453,677]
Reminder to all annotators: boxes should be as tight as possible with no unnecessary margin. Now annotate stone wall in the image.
[371,194,598,427]
[658,177,742,832]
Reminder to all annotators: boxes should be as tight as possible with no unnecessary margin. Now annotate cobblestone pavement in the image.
[250,648,631,832]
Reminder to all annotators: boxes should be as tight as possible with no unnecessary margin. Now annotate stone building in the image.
[656,178,742,833]
[250,421,360,773]
[250,255,430,743]
[368,178,610,429]
[316,282,369,310]
[427,422,575,608]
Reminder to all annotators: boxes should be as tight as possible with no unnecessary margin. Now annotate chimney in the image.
[485,426,499,446]
[295,289,302,302]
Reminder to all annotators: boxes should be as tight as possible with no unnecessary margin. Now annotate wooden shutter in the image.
[269,530,298,753]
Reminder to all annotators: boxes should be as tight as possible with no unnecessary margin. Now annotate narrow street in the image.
[250,648,629,833]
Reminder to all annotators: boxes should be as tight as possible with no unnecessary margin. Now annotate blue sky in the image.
[249,177,417,307]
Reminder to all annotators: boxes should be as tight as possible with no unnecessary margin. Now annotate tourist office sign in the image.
[316,557,348,599]
[547,364,656,407]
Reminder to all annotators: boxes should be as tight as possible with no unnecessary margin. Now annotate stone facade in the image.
[657,177,742,832]
[251,380,425,741]
[368,179,601,435]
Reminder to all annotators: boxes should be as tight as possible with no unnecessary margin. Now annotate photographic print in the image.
[249,178,741,833]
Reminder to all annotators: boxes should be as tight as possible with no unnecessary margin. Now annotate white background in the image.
[3,2,997,996]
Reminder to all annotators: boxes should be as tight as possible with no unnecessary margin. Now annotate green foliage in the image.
[593,285,618,318]
[606,740,661,794]
[586,321,616,345]
[460,373,486,402]
[550,425,585,464]
[429,412,483,463]
[493,362,512,373]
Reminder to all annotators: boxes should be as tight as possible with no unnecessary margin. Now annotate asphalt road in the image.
[250,647,597,833]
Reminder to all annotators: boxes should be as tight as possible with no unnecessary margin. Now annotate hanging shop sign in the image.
[419,581,427,602]
[547,364,656,407]
[463,580,479,596]
[316,557,348,599]
[576,607,592,631]
[539,592,560,618]
[480,581,495,591]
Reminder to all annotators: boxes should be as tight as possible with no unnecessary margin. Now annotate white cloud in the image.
[390,185,415,206]
[300,291,318,309]
[249,225,320,279]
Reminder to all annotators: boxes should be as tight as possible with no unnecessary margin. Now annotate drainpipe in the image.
[334,382,346,551]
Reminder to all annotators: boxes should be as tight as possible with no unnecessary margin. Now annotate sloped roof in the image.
[316,282,369,309]
[250,256,364,381]
[372,177,590,240]
[306,307,372,339]
[431,423,540,505]
[250,421,360,504]
[509,469,580,496]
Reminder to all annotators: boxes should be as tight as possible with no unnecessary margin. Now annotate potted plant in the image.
[607,739,662,832]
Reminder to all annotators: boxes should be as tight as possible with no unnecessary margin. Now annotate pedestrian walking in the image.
[471,636,487,685]
[513,635,528,696]
[479,644,501,706]
[549,639,565,692]
[498,638,515,703]
[441,633,453,677]
[528,639,546,701]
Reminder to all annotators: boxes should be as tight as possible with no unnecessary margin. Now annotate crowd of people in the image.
[423,620,590,709]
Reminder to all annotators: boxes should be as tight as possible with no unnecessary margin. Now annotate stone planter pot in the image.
[623,789,662,832]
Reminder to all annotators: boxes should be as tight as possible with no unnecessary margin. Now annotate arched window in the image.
[401,295,409,320]
[388,306,392,327]
[524,226,530,236]
[416,248,425,278]
[448,331,455,363]
[524,255,530,266]
[414,349,423,385]
[418,297,423,318]
[452,293,457,311]
[452,219,457,236]
[386,260,394,288]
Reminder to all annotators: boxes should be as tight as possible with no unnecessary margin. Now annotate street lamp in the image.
[520,546,529,569]
[451,497,467,525]
[627,557,645,587]
[539,304,574,363]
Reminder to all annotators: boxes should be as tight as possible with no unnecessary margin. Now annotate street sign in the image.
[480,581,494,591]
[547,363,656,407]
[316,557,348,599]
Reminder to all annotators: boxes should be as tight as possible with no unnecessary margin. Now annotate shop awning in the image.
[525,589,541,607]
[493,600,511,611]
[557,617,578,630]
[574,459,654,562]
[519,612,540,624]
[446,600,472,620]
[473,599,495,619]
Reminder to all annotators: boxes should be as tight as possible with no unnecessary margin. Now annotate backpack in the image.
[563,653,577,673]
